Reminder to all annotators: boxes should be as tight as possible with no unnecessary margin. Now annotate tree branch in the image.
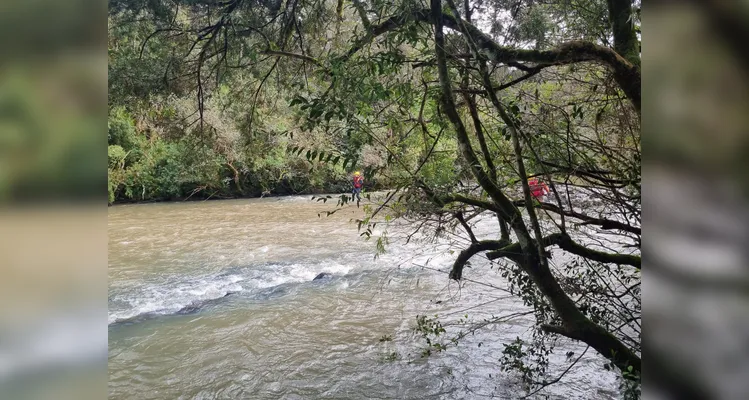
[455,67,543,95]
[456,211,478,243]
[483,230,639,269]
[439,193,502,216]
[538,160,632,186]
[607,0,640,67]
[351,0,371,29]
[540,323,580,340]
[261,49,322,66]
[485,233,563,261]
[343,8,640,112]
[431,0,641,377]
[513,200,641,236]
[556,234,641,269]
[430,0,525,232]
[450,239,510,280]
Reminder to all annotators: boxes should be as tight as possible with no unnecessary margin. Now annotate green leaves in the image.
[414,314,449,357]
[289,92,353,133]
[286,145,358,171]
[317,208,340,218]
[571,103,584,120]
[500,126,511,140]
[509,103,521,116]
[311,195,333,203]
[595,107,606,124]
[289,95,308,107]
[309,107,324,120]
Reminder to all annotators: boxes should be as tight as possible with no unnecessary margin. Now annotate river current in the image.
[108,195,621,399]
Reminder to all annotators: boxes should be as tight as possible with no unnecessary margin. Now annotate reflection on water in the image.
[108,196,619,399]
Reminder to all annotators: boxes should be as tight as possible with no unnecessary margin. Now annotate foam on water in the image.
[108,260,356,325]
[109,192,635,398]
[0,308,105,382]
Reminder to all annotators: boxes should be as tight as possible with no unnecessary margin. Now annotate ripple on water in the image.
[108,196,626,399]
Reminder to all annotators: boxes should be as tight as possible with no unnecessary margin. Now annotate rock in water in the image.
[313,272,331,281]
[176,303,202,315]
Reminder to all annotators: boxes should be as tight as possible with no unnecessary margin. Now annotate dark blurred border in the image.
[0,0,108,399]
[0,0,107,204]
[644,1,749,399]
[2,0,748,398]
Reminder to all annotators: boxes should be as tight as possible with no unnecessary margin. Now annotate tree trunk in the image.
[432,0,641,376]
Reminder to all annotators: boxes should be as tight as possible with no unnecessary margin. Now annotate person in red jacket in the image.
[352,171,364,203]
[528,177,550,203]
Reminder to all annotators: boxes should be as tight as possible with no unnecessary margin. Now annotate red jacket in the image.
[353,175,364,188]
[528,178,549,199]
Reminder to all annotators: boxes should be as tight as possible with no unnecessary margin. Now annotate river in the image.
[108,195,621,399]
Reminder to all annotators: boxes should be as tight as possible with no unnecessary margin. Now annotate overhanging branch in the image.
[456,67,543,95]
[557,234,641,269]
[343,8,640,112]
[483,231,640,269]
[485,233,563,261]
[440,193,501,214]
[450,239,510,280]
[514,200,641,236]
[540,323,580,340]
[430,0,641,377]
[261,49,322,66]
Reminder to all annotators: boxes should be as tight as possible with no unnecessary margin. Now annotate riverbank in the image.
[108,182,390,206]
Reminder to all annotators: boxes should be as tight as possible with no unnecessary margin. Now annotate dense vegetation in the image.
[109,0,640,397]
[108,3,401,203]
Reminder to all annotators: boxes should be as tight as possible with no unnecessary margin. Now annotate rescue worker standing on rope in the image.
[352,171,364,205]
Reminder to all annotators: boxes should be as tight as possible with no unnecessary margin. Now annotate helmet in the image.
[354,171,361,176]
